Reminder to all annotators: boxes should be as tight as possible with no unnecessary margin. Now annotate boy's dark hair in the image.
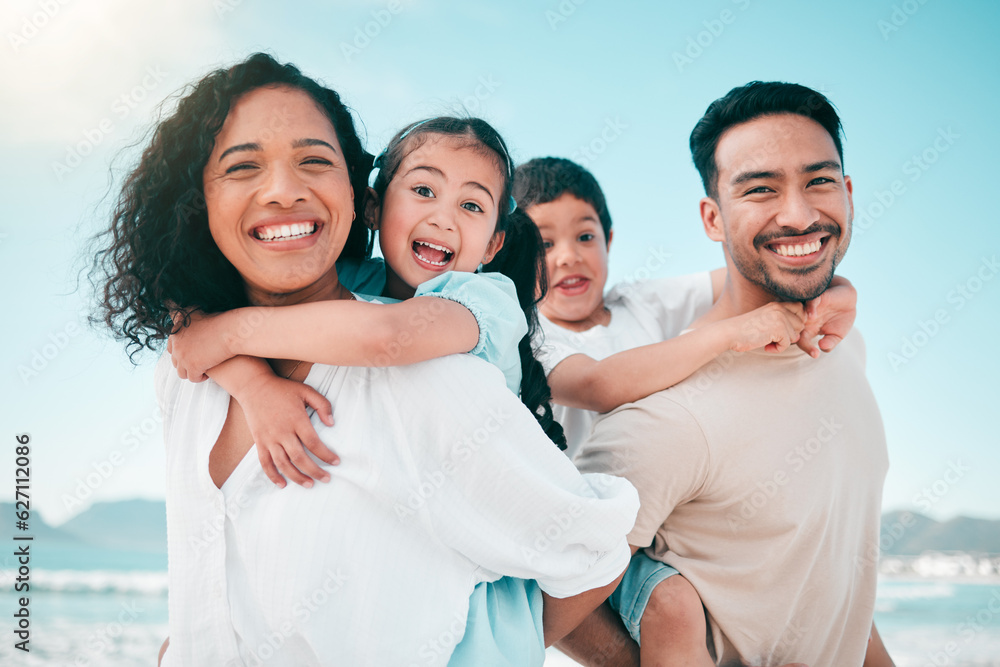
[92,52,373,361]
[512,157,613,244]
[689,81,845,200]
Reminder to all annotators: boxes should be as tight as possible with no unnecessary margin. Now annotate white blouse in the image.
[156,350,637,666]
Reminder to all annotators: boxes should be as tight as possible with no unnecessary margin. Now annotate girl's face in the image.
[202,85,355,305]
[371,134,506,299]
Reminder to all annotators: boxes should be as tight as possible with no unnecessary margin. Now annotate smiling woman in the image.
[91,52,639,667]
[93,53,373,359]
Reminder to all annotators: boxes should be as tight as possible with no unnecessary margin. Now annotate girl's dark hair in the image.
[485,209,567,451]
[92,52,373,360]
[373,117,566,450]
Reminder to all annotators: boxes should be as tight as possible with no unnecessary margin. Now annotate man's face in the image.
[702,113,853,302]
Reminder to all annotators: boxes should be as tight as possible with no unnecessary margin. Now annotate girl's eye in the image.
[542,240,553,250]
[462,202,483,213]
[414,185,434,198]
[578,233,594,242]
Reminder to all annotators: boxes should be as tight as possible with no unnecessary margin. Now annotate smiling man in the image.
[565,82,895,666]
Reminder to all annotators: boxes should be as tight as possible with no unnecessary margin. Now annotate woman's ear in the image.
[482,231,505,265]
[363,187,380,231]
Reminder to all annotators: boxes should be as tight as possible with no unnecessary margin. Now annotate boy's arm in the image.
[548,302,805,413]
[168,298,479,383]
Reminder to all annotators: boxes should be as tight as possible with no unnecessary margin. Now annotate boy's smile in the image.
[529,193,613,331]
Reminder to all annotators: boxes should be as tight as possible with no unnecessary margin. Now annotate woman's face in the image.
[202,85,355,304]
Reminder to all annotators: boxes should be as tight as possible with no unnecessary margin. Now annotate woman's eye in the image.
[302,157,332,166]
[225,163,257,174]
[461,202,483,213]
[414,185,434,198]
[579,233,594,242]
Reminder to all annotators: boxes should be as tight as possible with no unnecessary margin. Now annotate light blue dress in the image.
[335,258,546,665]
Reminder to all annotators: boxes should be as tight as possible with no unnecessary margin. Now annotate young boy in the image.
[513,157,856,666]
[513,157,853,459]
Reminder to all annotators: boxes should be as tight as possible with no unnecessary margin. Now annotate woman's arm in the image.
[548,302,806,413]
[168,297,479,382]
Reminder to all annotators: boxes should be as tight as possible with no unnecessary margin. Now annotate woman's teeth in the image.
[254,222,316,241]
[773,240,822,257]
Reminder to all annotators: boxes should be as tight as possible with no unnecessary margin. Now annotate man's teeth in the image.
[773,240,822,257]
[254,222,316,241]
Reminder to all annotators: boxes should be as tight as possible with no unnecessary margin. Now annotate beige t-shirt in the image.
[576,330,888,667]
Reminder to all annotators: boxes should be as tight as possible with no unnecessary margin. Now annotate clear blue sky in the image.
[1,0,997,525]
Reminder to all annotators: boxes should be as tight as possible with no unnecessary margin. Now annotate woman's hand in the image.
[798,276,858,358]
[235,372,338,488]
[168,309,238,382]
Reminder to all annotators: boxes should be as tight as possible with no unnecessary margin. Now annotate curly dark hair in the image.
[92,53,373,360]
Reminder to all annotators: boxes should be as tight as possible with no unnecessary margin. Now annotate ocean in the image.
[1,546,998,666]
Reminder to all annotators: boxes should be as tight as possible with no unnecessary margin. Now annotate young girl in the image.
[170,117,566,487]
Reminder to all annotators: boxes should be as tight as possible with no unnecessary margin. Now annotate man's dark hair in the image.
[690,81,844,199]
[512,157,612,244]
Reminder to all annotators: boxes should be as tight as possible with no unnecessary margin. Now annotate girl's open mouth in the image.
[412,240,454,268]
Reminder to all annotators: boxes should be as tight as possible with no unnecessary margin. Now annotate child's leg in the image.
[638,574,713,667]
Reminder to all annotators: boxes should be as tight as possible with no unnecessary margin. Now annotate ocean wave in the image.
[1,568,168,595]
[876,582,956,600]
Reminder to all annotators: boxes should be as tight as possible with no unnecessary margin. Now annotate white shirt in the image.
[535,272,714,458]
[156,351,637,666]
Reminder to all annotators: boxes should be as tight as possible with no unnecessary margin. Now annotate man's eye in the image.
[414,186,434,198]
[809,177,834,186]
[462,202,483,213]
[744,186,773,195]
[579,233,594,242]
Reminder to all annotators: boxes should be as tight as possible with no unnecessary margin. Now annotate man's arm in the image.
[556,601,639,667]
[862,622,895,667]
[543,570,628,647]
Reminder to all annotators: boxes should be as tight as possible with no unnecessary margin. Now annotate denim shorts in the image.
[607,551,680,645]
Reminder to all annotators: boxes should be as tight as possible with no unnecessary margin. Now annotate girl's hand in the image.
[725,302,806,353]
[235,373,338,488]
[168,309,237,382]
[798,276,858,358]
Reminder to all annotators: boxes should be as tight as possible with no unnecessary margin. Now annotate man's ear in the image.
[482,231,505,265]
[363,187,380,231]
[700,197,725,242]
[844,174,854,223]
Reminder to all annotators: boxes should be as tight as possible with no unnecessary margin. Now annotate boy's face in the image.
[528,193,612,327]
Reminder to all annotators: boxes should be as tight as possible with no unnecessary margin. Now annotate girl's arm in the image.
[548,301,807,413]
[168,330,339,487]
[168,297,480,382]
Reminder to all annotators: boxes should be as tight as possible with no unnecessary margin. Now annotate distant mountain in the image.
[0,502,82,544]
[58,499,167,553]
[880,510,1000,555]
